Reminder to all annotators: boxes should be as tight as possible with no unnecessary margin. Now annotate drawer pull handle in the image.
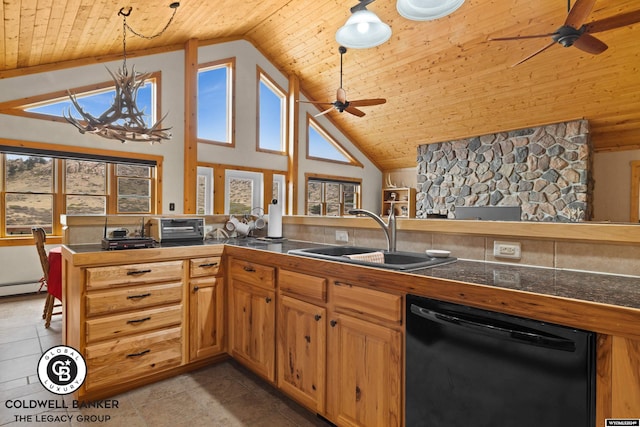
[334,281,352,288]
[243,266,256,272]
[127,293,151,300]
[126,349,151,358]
[199,262,218,268]
[127,269,152,276]
[127,316,151,324]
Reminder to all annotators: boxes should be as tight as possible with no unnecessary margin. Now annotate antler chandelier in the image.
[64,3,180,143]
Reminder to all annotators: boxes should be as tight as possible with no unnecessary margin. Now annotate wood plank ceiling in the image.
[1,0,639,171]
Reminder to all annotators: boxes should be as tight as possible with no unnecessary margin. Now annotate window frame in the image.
[306,114,363,167]
[197,162,287,216]
[0,138,162,243]
[304,173,362,217]
[0,72,163,127]
[224,169,264,215]
[256,67,287,155]
[197,58,236,147]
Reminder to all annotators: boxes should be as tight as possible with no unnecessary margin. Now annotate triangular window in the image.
[307,114,362,166]
[0,73,159,128]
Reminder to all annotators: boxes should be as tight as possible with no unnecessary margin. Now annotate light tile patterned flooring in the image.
[0,294,332,427]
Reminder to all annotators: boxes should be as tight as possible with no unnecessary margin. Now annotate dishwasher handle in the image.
[410,304,576,352]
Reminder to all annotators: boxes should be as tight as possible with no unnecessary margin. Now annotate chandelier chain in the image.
[119,6,179,72]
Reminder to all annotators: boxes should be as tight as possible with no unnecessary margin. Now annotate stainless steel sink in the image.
[287,246,457,271]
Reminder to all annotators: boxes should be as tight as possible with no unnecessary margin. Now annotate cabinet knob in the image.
[330,320,338,327]
[314,314,322,321]
[193,286,199,292]
[265,297,272,303]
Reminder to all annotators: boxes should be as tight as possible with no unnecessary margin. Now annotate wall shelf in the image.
[382,187,415,218]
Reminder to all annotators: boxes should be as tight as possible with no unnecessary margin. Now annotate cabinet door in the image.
[229,280,276,382]
[189,277,225,361]
[327,313,402,427]
[277,295,326,413]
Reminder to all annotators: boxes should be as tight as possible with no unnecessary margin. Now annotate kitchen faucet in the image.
[348,207,397,252]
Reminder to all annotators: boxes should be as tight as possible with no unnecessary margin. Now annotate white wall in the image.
[0,39,381,290]
[593,149,640,222]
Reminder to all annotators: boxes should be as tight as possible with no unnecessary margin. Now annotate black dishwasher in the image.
[406,294,596,427]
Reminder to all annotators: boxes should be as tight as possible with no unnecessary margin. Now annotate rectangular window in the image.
[306,177,360,216]
[196,166,214,215]
[257,69,286,153]
[0,146,159,238]
[65,160,107,215]
[116,164,152,213]
[224,170,263,215]
[198,59,235,145]
[4,154,54,235]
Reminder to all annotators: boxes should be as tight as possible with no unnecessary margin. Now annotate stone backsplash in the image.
[416,119,592,222]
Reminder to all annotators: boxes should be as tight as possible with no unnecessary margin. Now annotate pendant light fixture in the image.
[335,0,392,49]
[64,3,180,143]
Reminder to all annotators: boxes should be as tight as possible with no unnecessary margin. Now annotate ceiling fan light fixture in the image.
[336,9,392,49]
[396,0,465,21]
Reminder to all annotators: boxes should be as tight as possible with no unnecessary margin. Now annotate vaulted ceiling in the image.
[1,0,639,171]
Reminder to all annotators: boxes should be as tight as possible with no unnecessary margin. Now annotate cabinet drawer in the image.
[279,269,327,303]
[190,256,222,277]
[332,281,402,325]
[86,305,182,343]
[85,282,183,317]
[229,258,274,289]
[84,327,182,392]
[86,261,184,290]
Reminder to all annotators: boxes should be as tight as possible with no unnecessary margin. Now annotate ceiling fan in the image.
[490,0,640,66]
[300,46,386,117]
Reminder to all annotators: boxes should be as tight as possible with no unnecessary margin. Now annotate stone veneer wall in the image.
[416,120,592,222]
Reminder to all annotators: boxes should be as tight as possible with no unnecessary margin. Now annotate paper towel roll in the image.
[267,199,282,238]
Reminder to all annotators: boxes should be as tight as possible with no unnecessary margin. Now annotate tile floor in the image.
[0,293,332,427]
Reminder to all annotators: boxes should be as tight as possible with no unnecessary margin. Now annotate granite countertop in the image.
[65,237,640,311]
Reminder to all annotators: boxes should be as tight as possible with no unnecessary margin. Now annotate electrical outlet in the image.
[493,241,521,259]
[335,230,349,243]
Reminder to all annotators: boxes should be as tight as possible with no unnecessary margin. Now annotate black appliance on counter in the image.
[406,294,596,427]
[149,217,205,243]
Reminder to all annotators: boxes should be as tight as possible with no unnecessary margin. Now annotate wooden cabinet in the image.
[382,187,415,218]
[188,254,224,362]
[327,280,403,427]
[277,269,327,413]
[82,260,185,395]
[275,267,402,427]
[228,257,276,382]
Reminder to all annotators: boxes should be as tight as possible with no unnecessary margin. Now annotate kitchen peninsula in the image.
[60,220,640,427]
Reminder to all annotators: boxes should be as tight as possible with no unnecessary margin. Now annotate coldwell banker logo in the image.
[37,345,87,395]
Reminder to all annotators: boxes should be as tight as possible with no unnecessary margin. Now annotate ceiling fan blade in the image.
[315,107,334,117]
[511,40,557,67]
[573,33,608,54]
[337,88,347,104]
[584,10,640,34]
[298,100,334,105]
[565,0,596,28]
[348,98,387,107]
[489,33,557,41]
[345,106,366,117]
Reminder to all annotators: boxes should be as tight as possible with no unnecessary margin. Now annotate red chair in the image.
[31,227,62,328]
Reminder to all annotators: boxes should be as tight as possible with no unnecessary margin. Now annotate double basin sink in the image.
[288,245,457,272]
